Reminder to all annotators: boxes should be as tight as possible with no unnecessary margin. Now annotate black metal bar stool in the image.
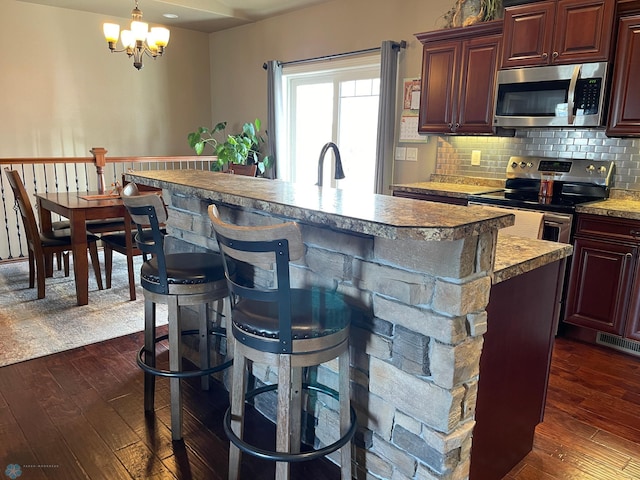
[123,184,232,441]
[208,204,356,480]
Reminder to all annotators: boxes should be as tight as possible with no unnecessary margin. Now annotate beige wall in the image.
[0,0,211,157]
[1,0,452,182]
[209,0,453,184]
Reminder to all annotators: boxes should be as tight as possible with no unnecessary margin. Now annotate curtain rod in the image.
[262,40,406,70]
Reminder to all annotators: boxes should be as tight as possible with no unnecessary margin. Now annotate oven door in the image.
[542,212,573,243]
[469,202,573,244]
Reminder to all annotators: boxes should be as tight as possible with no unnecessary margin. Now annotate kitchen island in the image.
[127,170,571,479]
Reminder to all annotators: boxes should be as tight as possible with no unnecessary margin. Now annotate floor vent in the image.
[596,332,640,357]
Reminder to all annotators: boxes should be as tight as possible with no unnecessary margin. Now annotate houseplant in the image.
[187,119,271,175]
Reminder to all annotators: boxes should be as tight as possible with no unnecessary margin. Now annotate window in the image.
[280,55,380,192]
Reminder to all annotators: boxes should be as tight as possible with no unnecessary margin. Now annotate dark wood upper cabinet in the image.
[501,1,555,67]
[606,14,640,136]
[416,21,502,134]
[501,0,614,68]
[418,41,458,134]
[458,35,503,133]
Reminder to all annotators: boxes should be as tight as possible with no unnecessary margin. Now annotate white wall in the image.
[209,0,453,184]
[0,0,211,157]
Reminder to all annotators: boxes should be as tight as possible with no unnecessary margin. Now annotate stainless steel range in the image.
[469,156,615,243]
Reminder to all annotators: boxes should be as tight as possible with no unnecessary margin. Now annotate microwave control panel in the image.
[575,78,602,115]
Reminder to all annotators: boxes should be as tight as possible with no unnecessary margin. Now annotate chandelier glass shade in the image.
[103,1,170,70]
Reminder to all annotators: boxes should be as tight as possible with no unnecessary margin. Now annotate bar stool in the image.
[208,204,356,480]
[123,184,232,441]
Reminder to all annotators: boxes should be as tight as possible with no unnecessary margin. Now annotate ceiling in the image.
[17,0,333,33]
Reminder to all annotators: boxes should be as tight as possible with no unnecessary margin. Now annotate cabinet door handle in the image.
[625,253,633,258]
[541,52,548,59]
[630,229,640,239]
[552,51,559,59]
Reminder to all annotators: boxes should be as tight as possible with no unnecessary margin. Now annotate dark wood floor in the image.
[0,325,338,480]
[506,337,640,479]
[1,331,639,479]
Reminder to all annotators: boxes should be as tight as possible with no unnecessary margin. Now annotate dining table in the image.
[36,191,131,306]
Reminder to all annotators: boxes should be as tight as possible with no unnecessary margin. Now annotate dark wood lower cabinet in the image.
[624,273,640,341]
[564,237,637,334]
[563,214,640,346]
[470,259,566,480]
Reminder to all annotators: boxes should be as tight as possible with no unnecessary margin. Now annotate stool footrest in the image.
[223,382,357,463]
[137,330,233,379]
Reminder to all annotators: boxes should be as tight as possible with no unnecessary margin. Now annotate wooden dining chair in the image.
[4,168,103,299]
[100,213,142,301]
[226,164,257,176]
[100,182,165,301]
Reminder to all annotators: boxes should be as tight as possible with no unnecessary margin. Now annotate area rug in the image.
[0,255,167,367]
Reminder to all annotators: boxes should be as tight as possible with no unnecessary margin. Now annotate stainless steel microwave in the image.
[493,62,608,128]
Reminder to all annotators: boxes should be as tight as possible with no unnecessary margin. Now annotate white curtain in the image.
[374,41,403,195]
[265,60,283,179]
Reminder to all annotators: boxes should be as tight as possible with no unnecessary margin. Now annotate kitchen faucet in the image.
[316,142,345,186]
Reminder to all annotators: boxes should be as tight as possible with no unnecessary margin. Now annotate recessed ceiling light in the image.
[163,13,178,19]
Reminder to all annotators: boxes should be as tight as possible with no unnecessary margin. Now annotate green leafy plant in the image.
[187,119,271,174]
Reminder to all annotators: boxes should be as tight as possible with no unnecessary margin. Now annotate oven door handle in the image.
[545,220,566,228]
[543,215,573,244]
[543,212,573,224]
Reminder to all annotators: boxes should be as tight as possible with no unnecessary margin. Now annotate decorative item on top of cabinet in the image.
[415,20,502,134]
[501,0,615,69]
[442,0,504,27]
[606,13,640,136]
[564,214,640,345]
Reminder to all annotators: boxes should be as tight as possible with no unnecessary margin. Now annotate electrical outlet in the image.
[406,148,418,162]
[471,150,481,166]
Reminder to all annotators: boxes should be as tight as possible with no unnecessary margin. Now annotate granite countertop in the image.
[576,189,640,221]
[127,170,514,242]
[391,181,504,199]
[127,170,571,284]
[493,233,573,284]
[392,175,505,199]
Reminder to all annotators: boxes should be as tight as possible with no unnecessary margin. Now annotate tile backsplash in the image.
[435,128,640,190]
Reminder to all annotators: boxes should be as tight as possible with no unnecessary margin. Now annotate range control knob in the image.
[586,164,596,174]
[519,162,527,168]
[598,166,608,174]
[526,162,534,168]
[511,162,518,169]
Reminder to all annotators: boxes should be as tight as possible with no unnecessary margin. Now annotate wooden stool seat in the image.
[232,288,350,342]
[209,204,356,480]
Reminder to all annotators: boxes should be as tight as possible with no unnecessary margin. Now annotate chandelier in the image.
[103,1,170,70]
